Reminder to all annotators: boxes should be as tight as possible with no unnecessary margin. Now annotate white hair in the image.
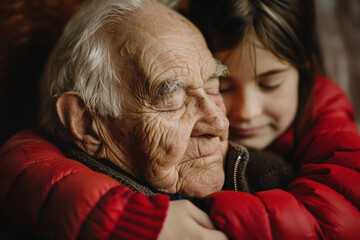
[157,0,181,8]
[39,0,149,137]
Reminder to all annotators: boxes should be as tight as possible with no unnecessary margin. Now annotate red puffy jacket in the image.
[0,130,169,239]
[206,75,360,239]
[0,75,359,239]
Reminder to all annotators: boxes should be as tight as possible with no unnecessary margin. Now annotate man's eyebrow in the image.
[155,79,188,97]
[210,59,228,79]
[257,68,289,78]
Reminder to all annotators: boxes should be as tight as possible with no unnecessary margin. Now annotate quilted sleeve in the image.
[205,76,360,239]
[0,130,169,240]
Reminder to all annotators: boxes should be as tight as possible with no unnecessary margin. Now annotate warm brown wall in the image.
[315,0,360,131]
[0,0,84,145]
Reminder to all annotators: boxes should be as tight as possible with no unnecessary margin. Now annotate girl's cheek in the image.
[221,93,234,108]
[265,89,298,122]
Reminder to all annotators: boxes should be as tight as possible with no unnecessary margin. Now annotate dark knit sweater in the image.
[61,141,295,196]
[224,141,295,193]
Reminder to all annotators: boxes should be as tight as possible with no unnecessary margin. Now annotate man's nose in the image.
[230,85,262,121]
[191,95,229,138]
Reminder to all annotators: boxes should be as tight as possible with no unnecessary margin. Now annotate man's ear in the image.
[56,92,101,156]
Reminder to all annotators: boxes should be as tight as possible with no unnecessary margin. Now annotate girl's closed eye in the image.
[258,72,287,91]
[258,78,283,90]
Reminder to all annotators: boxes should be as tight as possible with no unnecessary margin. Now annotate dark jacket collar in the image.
[58,143,183,199]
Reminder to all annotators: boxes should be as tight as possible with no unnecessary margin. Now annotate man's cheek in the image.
[138,119,174,157]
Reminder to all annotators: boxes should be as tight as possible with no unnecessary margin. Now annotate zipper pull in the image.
[233,155,242,191]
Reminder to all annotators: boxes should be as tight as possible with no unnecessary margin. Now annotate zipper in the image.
[227,141,249,192]
[233,153,243,191]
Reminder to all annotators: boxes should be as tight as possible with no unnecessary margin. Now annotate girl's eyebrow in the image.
[257,68,289,78]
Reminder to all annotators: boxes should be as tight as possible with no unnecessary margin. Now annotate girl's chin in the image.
[230,136,273,150]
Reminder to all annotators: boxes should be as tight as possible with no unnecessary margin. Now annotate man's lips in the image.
[229,126,265,137]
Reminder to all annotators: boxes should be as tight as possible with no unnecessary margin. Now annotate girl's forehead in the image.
[220,38,276,63]
[215,36,292,79]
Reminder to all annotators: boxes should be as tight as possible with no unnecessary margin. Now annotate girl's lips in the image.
[229,126,264,137]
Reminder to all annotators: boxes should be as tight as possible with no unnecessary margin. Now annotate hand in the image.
[158,199,228,240]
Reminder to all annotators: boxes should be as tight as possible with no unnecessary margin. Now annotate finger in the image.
[199,228,228,240]
[187,202,216,229]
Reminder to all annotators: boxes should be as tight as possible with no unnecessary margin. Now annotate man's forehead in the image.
[130,9,203,46]
[134,0,196,35]
[146,57,221,88]
[115,1,208,61]
[112,1,217,87]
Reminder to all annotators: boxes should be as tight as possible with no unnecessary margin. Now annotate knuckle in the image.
[181,199,192,209]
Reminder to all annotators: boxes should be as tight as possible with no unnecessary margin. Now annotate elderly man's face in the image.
[99,2,229,198]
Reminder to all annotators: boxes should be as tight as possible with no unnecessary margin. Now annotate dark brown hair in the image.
[188,0,321,141]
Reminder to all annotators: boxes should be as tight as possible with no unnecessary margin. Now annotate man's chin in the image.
[185,151,225,198]
[181,170,225,198]
[221,140,229,158]
[184,184,224,199]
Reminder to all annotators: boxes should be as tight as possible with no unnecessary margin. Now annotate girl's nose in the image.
[229,85,263,121]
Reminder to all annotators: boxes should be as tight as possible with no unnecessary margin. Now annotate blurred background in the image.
[315,0,360,130]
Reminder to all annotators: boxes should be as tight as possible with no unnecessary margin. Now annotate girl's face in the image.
[215,38,299,150]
